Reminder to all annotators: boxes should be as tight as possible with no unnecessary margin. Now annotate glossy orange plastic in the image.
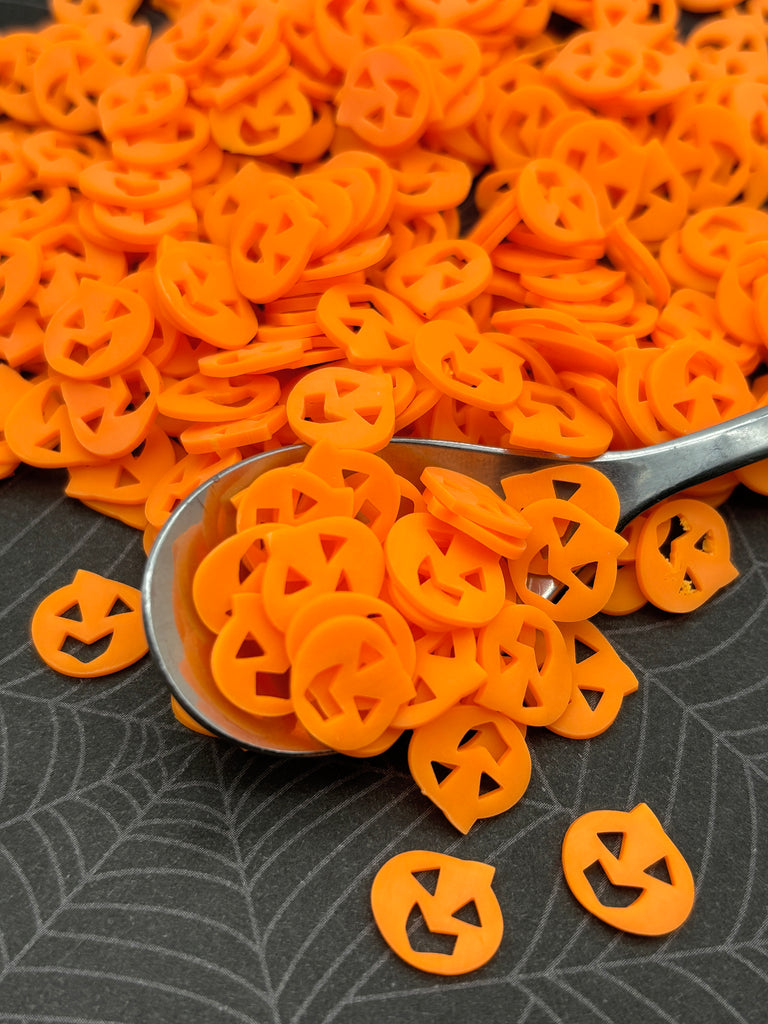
[501,464,621,531]
[234,464,353,532]
[385,512,505,628]
[516,158,604,249]
[562,803,695,935]
[408,704,531,833]
[291,614,414,749]
[336,44,431,150]
[548,619,639,739]
[285,366,395,451]
[60,357,160,459]
[43,279,153,381]
[635,497,739,613]
[210,592,292,717]
[4,375,94,469]
[507,498,627,621]
[154,237,258,349]
[31,570,148,678]
[303,440,401,541]
[393,626,485,730]
[370,850,503,975]
[316,283,420,367]
[386,239,492,318]
[421,465,531,558]
[475,602,571,726]
[261,515,386,631]
[413,317,524,411]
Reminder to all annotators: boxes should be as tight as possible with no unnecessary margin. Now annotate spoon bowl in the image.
[143,408,768,754]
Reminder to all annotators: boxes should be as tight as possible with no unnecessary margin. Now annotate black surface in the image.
[1,3,768,1023]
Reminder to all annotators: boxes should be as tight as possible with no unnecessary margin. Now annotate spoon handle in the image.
[594,406,768,531]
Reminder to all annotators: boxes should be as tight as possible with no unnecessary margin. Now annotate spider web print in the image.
[3,458,768,1024]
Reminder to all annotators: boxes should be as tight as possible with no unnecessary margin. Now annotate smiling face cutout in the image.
[30,569,147,678]
[370,850,504,975]
[562,803,695,935]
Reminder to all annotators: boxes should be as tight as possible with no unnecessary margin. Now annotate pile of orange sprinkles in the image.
[4,0,767,972]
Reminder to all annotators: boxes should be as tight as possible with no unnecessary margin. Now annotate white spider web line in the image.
[0,720,198,832]
[601,565,767,655]
[247,771,407,883]
[724,763,761,946]
[0,518,104,623]
[241,767,391,865]
[42,928,270,1003]
[260,782,418,945]
[530,974,617,1024]
[662,960,753,1024]
[8,965,267,1024]
[0,743,205,983]
[0,491,69,560]
[211,743,283,1024]
[281,802,434,1014]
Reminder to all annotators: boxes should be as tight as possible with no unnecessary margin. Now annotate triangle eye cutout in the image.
[427,528,453,556]
[107,596,133,616]
[116,466,141,489]
[580,687,603,710]
[452,899,482,927]
[478,772,501,796]
[553,479,581,501]
[597,830,624,858]
[412,868,440,895]
[59,603,82,622]
[319,533,346,561]
[644,856,673,885]
[574,638,597,663]
[236,634,265,659]
[431,760,455,785]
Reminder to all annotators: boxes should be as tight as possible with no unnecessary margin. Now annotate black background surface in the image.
[1,2,768,1022]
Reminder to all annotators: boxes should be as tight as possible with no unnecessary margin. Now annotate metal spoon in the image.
[142,405,768,754]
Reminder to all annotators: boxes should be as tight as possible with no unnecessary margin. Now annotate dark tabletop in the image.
[1,3,768,1023]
